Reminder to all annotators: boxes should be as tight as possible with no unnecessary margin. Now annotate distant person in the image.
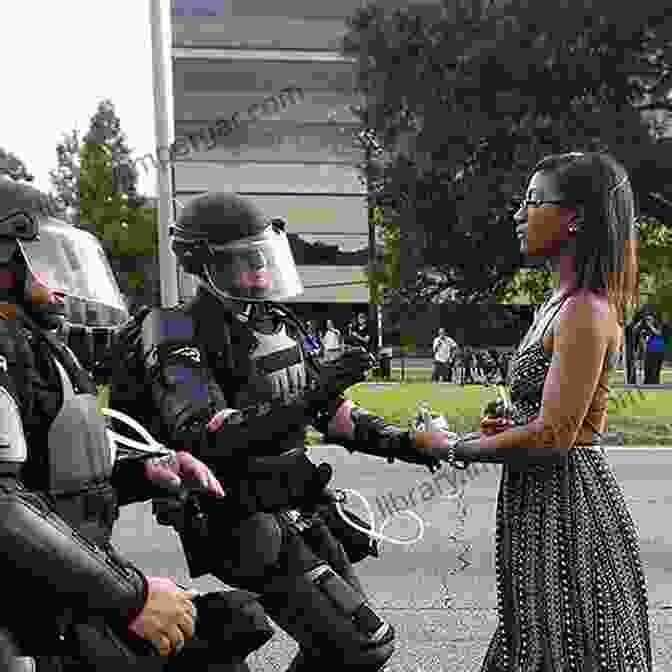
[431,328,457,382]
[303,319,322,357]
[321,319,342,361]
[346,312,372,351]
[643,313,665,384]
[460,345,476,385]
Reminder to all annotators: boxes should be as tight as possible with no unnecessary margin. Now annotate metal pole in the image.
[366,142,379,352]
[150,0,179,308]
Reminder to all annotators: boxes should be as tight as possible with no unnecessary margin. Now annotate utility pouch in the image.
[315,491,379,564]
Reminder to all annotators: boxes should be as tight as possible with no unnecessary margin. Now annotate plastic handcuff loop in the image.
[332,487,426,547]
[330,407,463,548]
[100,407,171,461]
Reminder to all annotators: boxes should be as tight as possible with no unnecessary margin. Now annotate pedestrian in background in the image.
[321,318,342,362]
[431,327,457,382]
[347,312,372,351]
[643,312,665,384]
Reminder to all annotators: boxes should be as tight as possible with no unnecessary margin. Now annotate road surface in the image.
[113,445,672,671]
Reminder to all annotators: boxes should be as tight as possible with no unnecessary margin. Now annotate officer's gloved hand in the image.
[319,347,376,396]
[326,398,356,441]
[145,451,225,498]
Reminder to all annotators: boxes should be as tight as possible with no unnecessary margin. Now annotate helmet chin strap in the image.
[199,266,268,319]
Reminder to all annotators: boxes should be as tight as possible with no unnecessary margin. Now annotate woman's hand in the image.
[480,415,514,436]
[413,430,459,465]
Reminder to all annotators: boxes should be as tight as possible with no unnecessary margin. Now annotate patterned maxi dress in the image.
[480,296,653,672]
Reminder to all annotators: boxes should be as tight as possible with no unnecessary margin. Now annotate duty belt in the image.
[231,448,331,515]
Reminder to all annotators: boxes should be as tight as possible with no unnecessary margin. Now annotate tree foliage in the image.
[637,214,672,321]
[50,100,159,305]
[50,130,82,221]
[365,206,400,304]
[343,0,672,305]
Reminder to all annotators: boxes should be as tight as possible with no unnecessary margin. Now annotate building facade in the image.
[170,0,443,333]
[171,1,370,323]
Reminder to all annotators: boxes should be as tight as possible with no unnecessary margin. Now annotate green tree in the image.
[637,214,672,322]
[365,206,400,304]
[343,0,672,304]
[50,130,82,222]
[52,100,159,306]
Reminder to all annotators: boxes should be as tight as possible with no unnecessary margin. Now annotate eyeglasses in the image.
[516,198,570,210]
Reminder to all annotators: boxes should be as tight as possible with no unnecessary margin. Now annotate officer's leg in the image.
[260,518,394,671]
[206,512,394,670]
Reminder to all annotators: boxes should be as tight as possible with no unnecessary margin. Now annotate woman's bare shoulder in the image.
[548,290,619,350]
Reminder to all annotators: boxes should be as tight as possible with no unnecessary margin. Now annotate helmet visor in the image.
[204,227,303,301]
[18,219,127,311]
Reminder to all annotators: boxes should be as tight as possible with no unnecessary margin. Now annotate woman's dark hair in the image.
[531,151,639,324]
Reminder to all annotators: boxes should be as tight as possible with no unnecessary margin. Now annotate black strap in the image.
[17,308,96,395]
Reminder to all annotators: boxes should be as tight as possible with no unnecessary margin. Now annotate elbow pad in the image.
[142,308,224,449]
[0,482,147,625]
[341,408,439,469]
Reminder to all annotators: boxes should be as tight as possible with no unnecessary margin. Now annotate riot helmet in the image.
[0,177,129,376]
[171,192,303,303]
[0,177,127,325]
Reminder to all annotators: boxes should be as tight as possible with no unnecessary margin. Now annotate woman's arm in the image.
[424,293,613,466]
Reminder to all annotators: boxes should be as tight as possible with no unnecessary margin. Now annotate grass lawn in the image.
[381,366,672,386]
[97,381,672,446]
[346,382,672,446]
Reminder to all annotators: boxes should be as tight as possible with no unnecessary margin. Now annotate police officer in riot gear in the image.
[121,192,448,671]
[0,178,271,671]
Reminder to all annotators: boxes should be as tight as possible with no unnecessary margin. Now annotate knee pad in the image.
[263,562,395,669]
[307,565,391,645]
[214,513,283,585]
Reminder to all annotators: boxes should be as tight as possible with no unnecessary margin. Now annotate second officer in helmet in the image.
[112,192,448,671]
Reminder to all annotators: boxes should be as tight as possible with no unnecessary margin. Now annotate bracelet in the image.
[446,438,469,470]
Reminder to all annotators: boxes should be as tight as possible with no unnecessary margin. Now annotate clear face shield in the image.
[202,225,303,302]
[18,218,129,326]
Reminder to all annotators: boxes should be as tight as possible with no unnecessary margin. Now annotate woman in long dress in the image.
[417,152,651,671]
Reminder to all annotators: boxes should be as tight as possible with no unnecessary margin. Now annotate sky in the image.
[0,0,160,195]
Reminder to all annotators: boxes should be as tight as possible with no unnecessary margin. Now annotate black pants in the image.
[432,361,452,382]
[203,510,393,672]
[644,352,664,384]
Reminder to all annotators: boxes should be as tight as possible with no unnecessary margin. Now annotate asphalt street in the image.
[112,443,672,671]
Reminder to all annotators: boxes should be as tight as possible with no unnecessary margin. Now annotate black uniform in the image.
[0,308,152,669]
[113,193,439,672]
[0,180,271,672]
[2,300,278,672]
[130,293,408,669]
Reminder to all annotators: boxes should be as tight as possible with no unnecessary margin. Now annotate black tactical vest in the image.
[189,294,315,455]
